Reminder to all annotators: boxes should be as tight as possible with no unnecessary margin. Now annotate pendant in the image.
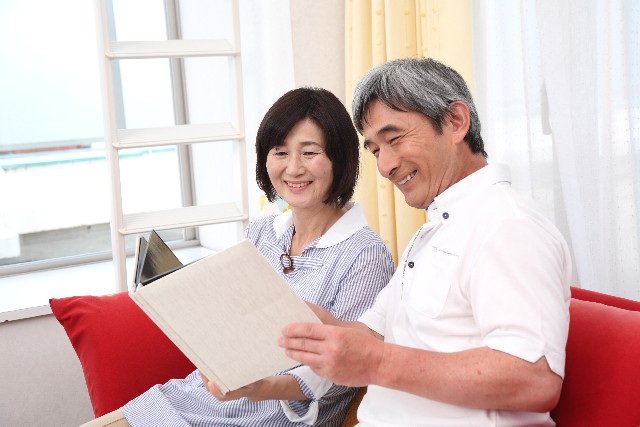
[280,253,294,274]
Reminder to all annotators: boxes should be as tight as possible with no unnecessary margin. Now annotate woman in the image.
[82,87,394,427]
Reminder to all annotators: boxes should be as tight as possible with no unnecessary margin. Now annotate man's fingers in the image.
[278,335,323,355]
[281,322,330,340]
[283,348,325,371]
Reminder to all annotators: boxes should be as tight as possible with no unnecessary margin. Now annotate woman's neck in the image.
[289,204,346,256]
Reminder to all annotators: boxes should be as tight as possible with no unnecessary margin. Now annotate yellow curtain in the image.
[346,0,474,264]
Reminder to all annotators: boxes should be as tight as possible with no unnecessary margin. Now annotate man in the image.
[278,58,572,426]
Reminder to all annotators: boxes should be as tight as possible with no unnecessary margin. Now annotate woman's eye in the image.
[303,151,319,158]
[273,151,287,158]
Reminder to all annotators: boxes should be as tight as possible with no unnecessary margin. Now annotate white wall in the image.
[0,1,345,425]
[290,0,345,102]
[0,315,94,426]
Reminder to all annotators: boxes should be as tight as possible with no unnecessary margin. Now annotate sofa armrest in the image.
[551,288,640,426]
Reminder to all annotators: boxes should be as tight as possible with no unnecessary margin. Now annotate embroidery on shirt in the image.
[431,246,458,258]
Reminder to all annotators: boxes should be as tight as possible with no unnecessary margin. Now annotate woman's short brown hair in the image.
[255,87,360,208]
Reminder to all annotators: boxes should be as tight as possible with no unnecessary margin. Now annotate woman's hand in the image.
[200,372,264,401]
[200,372,307,402]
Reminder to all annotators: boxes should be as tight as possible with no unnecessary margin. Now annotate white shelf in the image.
[115,123,242,148]
[121,203,248,235]
[106,40,238,59]
[95,0,248,290]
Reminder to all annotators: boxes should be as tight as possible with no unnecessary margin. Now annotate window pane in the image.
[111,0,167,41]
[119,147,182,215]
[117,58,176,129]
[0,0,102,150]
[0,0,189,270]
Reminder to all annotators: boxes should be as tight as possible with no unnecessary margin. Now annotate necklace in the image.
[280,227,295,274]
[280,252,294,274]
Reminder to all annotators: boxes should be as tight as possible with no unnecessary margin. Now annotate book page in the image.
[132,235,148,288]
[130,239,320,393]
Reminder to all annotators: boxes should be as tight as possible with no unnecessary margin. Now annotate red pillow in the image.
[50,292,195,417]
[551,298,640,426]
[570,286,640,312]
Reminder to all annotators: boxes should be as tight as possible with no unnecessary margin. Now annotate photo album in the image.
[130,231,320,393]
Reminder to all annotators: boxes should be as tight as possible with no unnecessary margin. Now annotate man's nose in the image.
[377,147,399,179]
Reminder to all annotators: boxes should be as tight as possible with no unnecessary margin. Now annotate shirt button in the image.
[442,212,449,219]
[408,261,415,268]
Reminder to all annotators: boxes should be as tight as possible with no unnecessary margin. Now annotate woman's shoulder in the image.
[246,214,277,239]
[338,226,392,261]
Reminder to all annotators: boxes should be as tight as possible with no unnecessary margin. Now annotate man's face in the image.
[362,100,458,209]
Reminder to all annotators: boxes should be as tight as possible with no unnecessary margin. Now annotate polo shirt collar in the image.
[428,163,511,222]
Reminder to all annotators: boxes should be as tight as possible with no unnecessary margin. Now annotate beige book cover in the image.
[129,239,320,394]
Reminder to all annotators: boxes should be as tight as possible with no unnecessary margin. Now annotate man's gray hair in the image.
[352,57,487,158]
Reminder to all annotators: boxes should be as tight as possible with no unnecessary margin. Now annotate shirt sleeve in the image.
[358,280,393,336]
[470,217,571,377]
[278,366,334,425]
[358,246,408,336]
[280,240,394,423]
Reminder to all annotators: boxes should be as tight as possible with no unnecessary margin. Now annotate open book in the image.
[129,232,321,393]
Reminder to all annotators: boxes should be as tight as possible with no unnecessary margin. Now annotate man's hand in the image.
[278,322,384,387]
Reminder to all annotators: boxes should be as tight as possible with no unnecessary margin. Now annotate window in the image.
[0,0,192,275]
[0,0,299,317]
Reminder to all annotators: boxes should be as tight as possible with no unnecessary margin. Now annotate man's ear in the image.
[444,100,471,144]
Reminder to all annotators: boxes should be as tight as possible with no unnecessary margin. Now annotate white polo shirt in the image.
[357,164,571,427]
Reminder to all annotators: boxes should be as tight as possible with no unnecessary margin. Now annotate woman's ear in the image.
[444,100,471,144]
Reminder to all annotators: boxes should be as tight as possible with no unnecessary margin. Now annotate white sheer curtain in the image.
[473,0,640,300]
[239,0,296,219]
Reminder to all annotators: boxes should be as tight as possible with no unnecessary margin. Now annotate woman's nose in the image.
[285,154,304,174]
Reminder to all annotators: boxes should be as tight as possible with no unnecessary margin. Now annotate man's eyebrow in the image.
[363,124,401,150]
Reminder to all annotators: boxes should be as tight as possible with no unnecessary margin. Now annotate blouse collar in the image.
[272,202,368,249]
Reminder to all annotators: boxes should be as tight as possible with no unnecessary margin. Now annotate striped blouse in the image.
[122,203,394,426]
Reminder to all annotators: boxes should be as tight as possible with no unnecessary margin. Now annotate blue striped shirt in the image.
[122,203,394,426]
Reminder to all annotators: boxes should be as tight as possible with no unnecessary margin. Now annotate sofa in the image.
[50,286,640,426]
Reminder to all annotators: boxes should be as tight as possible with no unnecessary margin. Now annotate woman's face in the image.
[266,118,333,210]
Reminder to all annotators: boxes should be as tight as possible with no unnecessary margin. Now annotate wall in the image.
[0,315,94,426]
[0,1,345,425]
[290,0,345,101]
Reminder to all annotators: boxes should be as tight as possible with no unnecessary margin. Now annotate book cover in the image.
[133,230,183,287]
[129,238,321,393]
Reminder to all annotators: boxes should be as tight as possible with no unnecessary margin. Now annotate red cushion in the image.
[570,286,640,312]
[50,292,195,417]
[551,297,640,426]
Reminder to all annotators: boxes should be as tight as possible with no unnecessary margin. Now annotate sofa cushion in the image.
[570,286,640,312]
[551,297,640,426]
[49,292,195,417]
